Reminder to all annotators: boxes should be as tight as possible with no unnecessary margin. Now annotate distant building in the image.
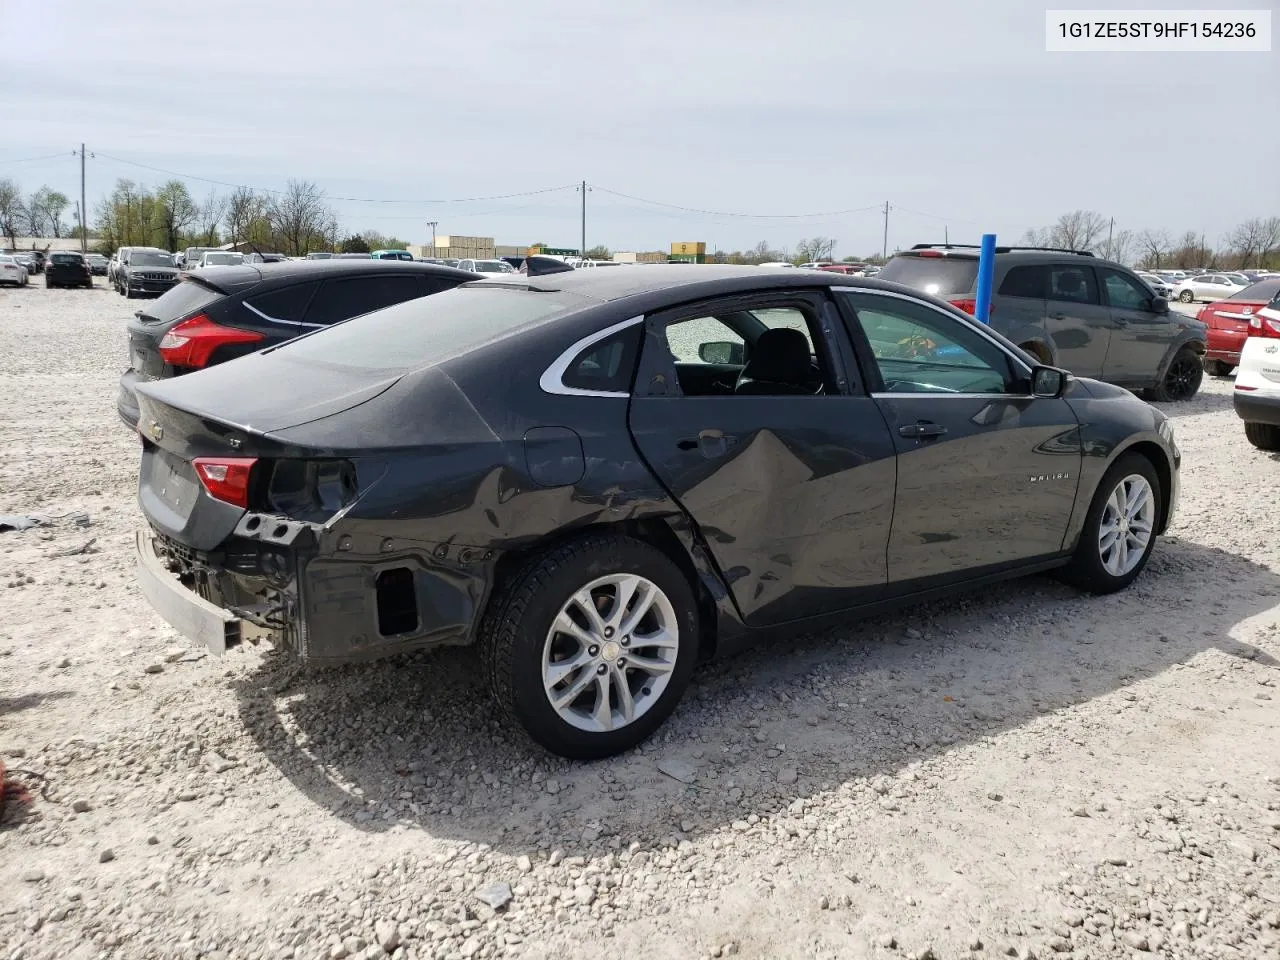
[615,251,668,264]
[5,237,86,253]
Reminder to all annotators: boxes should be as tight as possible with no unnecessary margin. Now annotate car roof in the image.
[187,258,478,290]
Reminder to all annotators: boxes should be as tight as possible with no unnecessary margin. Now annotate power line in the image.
[891,204,985,227]
[91,151,578,205]
[0,152,77,165]
[592,185,883,220]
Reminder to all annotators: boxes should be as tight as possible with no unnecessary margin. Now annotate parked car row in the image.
[0,253,31,286]
[1232,290,1280,450]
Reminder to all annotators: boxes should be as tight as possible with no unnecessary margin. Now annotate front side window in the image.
[1100,268,1153,311]
[838,291,1017,395]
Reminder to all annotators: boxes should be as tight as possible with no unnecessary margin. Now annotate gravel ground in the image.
[1,281,1278,960]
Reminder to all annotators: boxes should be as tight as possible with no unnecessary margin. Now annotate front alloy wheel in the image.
[1097,475,1156,578]
[1059,452,1162,593]
[1179,290,1195,303]
[1151,346,1203,401]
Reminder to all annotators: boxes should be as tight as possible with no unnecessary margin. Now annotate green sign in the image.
[533,246,579,256]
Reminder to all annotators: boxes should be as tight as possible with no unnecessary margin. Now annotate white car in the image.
[0,253,29,286]
[758,261,797,268]
[1137,272,1173,299]
[197,251,245,268]
[1171,273,1247,304]
[457,258,516,276]
[1234,297,1280,450]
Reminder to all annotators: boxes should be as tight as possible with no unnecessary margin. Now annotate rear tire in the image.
[124,279,135,299]
[1203,359,1235,377]
[1059,452,1162,594]
[480,533,699,760]
[1179,290,1195,303]
[1244,421,1280,451]
[1150,346,1203,401]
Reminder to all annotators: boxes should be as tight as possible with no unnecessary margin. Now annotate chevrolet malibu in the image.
[133,267,1181,759]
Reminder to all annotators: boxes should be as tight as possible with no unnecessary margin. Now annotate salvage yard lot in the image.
[1,282,1279,960]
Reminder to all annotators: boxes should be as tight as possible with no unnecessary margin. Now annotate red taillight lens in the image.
[158,314,265,368]
[193,457,257,508]
[948,298,978,315]
[1248,309,1280,337]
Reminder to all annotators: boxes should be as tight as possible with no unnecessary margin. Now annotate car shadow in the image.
[1154,390,1236,417]
[0,690,73,716]
[231,537,1279,855]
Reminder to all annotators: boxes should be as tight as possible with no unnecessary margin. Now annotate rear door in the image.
[1044,263,1111,377]
[627,290,898,627]
[835,289,1081,588]
[1099,266,1179,386]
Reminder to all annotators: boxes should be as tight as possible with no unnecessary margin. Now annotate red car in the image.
[817,263,866,275]
[1198,277,1280,376]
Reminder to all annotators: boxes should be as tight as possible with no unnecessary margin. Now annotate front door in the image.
[627,293,898,627]
[1098,266,1179,386]
[833,290,1082,589]
[1044,264,1112,377]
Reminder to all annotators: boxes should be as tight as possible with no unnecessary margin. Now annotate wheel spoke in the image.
[553,610,598,649]
[591,673,613,731]
[632,627,679,651]
[608,575,642,630]
[618,581,659,637]
[570,587,608,638]
[624,653,675,677]
[551,666,597,711]
[1125,484,1150,519]
[612,666,636,725]
[543,648,594,692]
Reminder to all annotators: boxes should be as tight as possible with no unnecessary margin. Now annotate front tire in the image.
[480,533,699,760]
[124,279,135,299]
[1244,421,1280,451]
[1203,359,1234,377]
[1150,346,1203,401]
[1059,453,1162,594]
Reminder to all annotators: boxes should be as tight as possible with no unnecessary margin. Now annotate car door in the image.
[627,291,898,627]
[1044,263,1110,377]
[1099,266,1179,385]
[834,289,1082,589]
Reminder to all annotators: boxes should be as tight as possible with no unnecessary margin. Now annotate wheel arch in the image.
[1109,439,1174,534]
[486,516,727,661]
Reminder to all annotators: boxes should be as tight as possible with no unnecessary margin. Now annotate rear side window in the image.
[243,281,321,324]
[1048,266,1099,305]
[562,326,641,393]
[304,275,430,326]
[876,255,978,296]
[142,279,222,323]
[998,265,1048,299]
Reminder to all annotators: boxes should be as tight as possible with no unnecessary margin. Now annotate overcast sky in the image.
[3,0,1276,256]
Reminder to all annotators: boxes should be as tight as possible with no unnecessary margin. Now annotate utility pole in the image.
[882,201,890,260]
[578,180,589,257]
[426,220,438,258]
[78,143,88,254]
[1107,217,1114,257]
[944,225,949,245]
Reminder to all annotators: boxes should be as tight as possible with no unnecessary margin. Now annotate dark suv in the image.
[117,259,476,429]
[877,244,1207,400]
[44,251,93,288]
[117,248,180,298]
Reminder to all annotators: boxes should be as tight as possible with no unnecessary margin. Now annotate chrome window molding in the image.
[539,315,645,398]
[242,301,323,329]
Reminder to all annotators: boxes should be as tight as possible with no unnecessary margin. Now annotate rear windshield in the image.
[204,253,243,265]
[1232,278,1280,302]
[51,253,83,264]
[267,285,583,374]
[876,254,978,296]
[139,279,222,324]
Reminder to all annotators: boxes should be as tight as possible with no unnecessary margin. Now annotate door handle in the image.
[676,438,698,450]
[899,422,948,439]
[1049,312,1066,320]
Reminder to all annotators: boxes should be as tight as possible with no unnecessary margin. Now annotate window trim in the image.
[1097,266,1154,312]
[539,316,644,398]
[834,287,1034,399]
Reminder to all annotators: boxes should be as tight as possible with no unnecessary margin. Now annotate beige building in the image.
[614,250,668,263]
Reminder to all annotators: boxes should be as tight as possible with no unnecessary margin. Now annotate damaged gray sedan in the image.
[133,266,1180,758]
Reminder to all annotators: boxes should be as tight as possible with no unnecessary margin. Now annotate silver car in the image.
[1171,273,1248,303]
[1137,272,1172,299]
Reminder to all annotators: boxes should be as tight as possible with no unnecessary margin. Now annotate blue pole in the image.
[973,233,997,324]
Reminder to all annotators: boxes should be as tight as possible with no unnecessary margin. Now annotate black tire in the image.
[124,279,135,299]
[1179,290,1195,303]
[1059,452,1162,594]
[480,533,699,760]
[1150,346,1203,401]
[44,279,53,289]
[1203,359,1235,377]
[1244,421,1280,451]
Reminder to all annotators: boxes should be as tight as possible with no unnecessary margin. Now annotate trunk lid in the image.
[127,275,250,379]
[876,252,979,297]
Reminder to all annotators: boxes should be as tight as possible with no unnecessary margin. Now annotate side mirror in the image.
[1151,296,1169,313]
[699,341,744,365]
[1031,365,1069,398]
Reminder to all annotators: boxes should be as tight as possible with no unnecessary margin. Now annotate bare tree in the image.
[795,236,837,261]
[1226,217,1280,269]
[1138,229,1172,269]
[196,190,227,245]
[225,185,266,247]
[0,178,22,250]
[25,186,70,237]
[1019,227,1052,247]
[1050,210,1108,251]
[1259,216,1280,264]
[154,180,199,253]
[267,180,333,256]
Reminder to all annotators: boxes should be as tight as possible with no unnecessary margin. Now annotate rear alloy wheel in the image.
[481,533,698,760]
[1244,421,1280,451]
[1179,290,1195,303]
[1059,453,1161,594]
[1203,359,1235,377]
[1151,346,1203,401]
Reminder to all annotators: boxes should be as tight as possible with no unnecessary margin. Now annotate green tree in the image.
[340,234,370,253]
[155,180,198,253]
[0,178,22,250]
[267,179,334,256]
[361,230,410,251]
[584,244,612,259]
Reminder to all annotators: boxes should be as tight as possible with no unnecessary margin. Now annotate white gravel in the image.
[1,282,1278,960]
